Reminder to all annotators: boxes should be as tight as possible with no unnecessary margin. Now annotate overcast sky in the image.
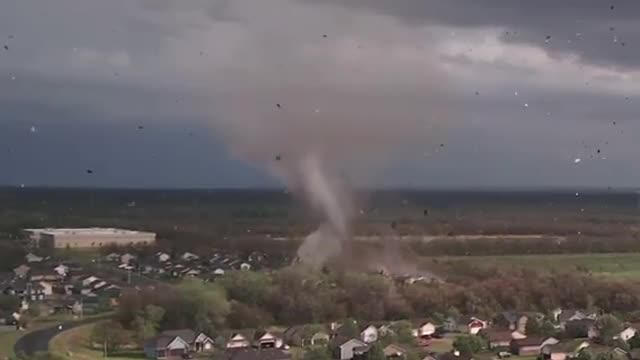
[1,0,640,189]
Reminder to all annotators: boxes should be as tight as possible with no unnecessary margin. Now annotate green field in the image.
[426,253,640,279]
[49,322,143,360]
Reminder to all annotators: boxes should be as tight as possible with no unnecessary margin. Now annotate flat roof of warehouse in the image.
[24,228,154,236]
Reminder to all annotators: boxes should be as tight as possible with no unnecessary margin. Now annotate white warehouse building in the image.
[25,228,156,249]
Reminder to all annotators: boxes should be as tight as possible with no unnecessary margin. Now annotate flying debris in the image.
[276,103,282,109]
[423,209,429,216]
[275,155,282,161]
[86,169,94,174]
[545,35,551,42]
[610,5,615,10]
[3,45,7,50]
[390,221,397,230]
[322,34,327,38]
[574,158,581,164]
[137,125,144,130]
[30,126,36,133]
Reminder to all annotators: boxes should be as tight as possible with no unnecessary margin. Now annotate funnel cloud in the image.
[205,0,451,266]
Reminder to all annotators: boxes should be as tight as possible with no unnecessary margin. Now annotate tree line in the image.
[114,265,640,338]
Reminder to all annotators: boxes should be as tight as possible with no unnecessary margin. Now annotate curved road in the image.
[14,318,98,356]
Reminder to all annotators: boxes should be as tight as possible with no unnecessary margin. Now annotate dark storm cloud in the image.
[0,0,639,188]
[306,0,640,69]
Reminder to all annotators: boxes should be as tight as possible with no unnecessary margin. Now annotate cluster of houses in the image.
[473,309,640,360]
[192,310,640,360]
[0,253,125,325]
[143,316,489,360]
[103,249,283,280]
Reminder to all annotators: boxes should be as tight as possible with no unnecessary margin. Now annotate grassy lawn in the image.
[49,321,143,360]
[0,320,59,359]
[426,253,640,279]
[0,330,25,358]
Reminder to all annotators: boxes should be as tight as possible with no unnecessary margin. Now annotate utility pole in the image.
[127,269,132,285]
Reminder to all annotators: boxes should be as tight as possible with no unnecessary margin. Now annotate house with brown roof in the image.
[480,329,515,349]
[510,337,559,356]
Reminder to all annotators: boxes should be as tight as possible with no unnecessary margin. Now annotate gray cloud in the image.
[0,0,639,188]
[306,0,640,69]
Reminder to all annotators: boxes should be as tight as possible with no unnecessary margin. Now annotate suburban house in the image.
[53,264,69,277]
[226,348,292,360]
[614,326,638,341]
[465,317,488,335]
[181,252,199,261]
[542,340,590,360]
[383,344,407,359]
[360,325,379,343]
[253,330,283,348]
[331,337,369,360]
[482,330,515,349]
[227,333,251,349]
[144,335,190,360]
[120,253,136,265]
[38,281,53,296]
[511,337,559,356]
[283,325,329,347]
[25,253,44,263]
[156,252,171,263]
[29,269,59,282]
[412,321,437,338]
[557,310,598,328]
[13,265,30,279]
[160,329,214,352]
[4,281,46,301]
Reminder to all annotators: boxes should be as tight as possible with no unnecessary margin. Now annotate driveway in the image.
[14,318,98,356]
